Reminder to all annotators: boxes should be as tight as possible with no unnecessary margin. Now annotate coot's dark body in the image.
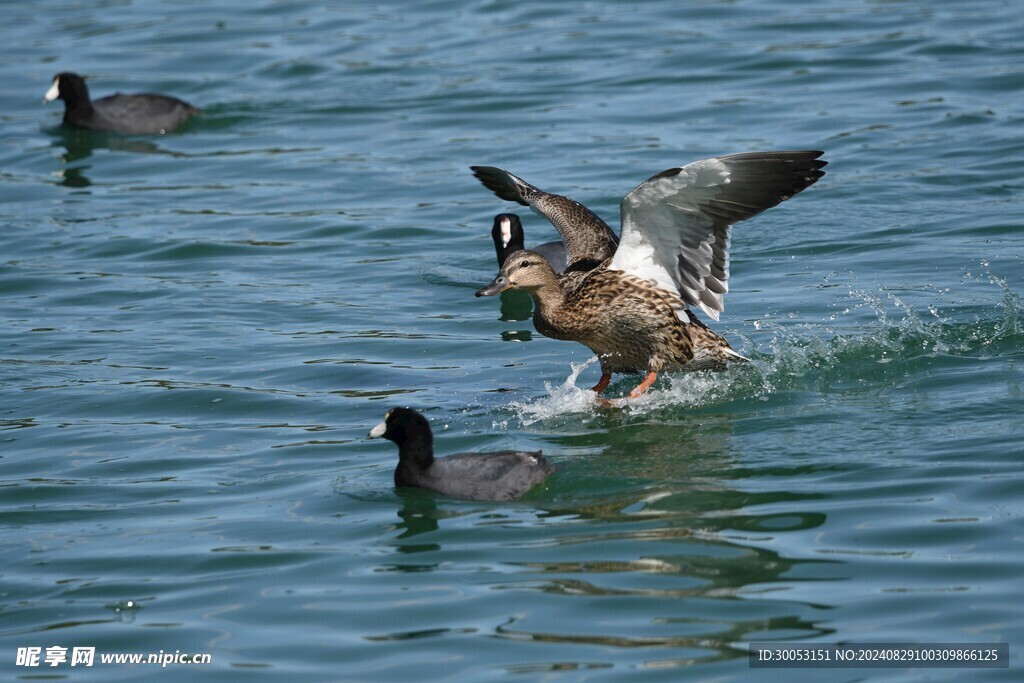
[368,407,555,502]
[44,72,198,134]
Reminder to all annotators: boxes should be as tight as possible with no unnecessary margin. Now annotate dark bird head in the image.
[490,213,525,266]
[43,72,90,106]
[370,406,433,445]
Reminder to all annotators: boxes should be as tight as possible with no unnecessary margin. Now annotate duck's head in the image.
[476,249,556,297]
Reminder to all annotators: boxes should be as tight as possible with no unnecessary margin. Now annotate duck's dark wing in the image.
[471,166,618,268]
[610,151,827,320]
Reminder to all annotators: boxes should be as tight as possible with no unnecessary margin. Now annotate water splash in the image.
[508,270,1021,424]
[509,357,602,425]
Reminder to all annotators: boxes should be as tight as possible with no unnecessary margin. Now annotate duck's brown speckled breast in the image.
[532,268,697,373]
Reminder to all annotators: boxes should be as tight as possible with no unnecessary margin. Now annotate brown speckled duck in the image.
[474,151,827,399]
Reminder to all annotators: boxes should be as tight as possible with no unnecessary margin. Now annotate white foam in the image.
[508,356,758,424]
[510,357,601,425]
[502,268,1022,425]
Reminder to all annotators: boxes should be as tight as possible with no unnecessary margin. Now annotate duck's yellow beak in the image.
[475,274,511,297]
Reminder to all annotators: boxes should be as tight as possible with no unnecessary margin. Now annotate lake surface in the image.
[1,1,1021,681]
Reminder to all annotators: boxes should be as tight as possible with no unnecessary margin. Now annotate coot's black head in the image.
[368,407,434,459]
[43,72,91,107]
[491,213,525,267]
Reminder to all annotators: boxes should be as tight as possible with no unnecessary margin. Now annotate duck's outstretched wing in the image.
[471,166,619,268]
[610,151,827,321]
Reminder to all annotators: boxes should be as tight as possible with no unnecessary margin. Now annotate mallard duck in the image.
[368,407,555,501]
[43,72,198,134]
[473,151,827,398]
[491,213,568,274]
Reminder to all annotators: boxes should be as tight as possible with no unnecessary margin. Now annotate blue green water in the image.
[1,1,1022,681]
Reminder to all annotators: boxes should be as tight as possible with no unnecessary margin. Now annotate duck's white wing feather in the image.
[610,151,827,321]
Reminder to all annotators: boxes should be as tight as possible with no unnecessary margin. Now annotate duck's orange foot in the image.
[593,371,659,408]
[627,371,658,399]
[590,371,612,394]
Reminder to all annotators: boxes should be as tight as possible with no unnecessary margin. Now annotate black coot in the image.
[491,214,568,274]
[368,407,555,501]
[43,72,198,134]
